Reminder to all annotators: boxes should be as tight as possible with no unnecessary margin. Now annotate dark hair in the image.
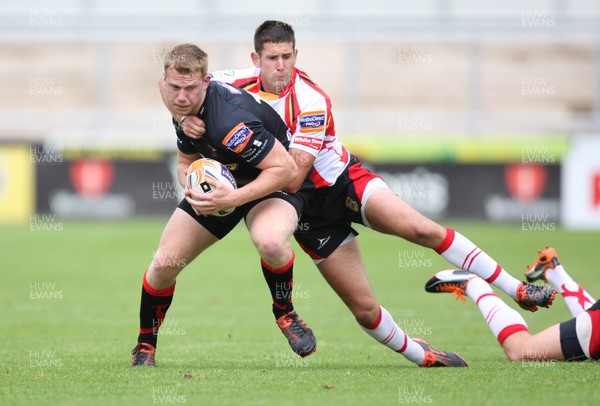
[254,20,295,53]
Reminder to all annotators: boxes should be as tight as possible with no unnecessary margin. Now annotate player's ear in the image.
[251,51,260,67]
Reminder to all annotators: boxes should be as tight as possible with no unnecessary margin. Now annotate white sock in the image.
[545,264,595,317]
[465,277,528,344]
[435,228,521,300]
[359,306,425,365]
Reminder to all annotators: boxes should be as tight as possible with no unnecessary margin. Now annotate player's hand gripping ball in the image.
[186,158,237,216]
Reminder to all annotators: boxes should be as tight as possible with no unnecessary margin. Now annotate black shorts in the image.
[294,155,388,260]
[559,300,600,361]
[179,189,308,240]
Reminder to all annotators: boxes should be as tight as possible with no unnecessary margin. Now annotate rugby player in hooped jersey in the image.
[130,44,318,367]
[164,21,556,367]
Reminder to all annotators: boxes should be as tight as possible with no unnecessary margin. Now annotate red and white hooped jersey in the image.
[210,67,349,189]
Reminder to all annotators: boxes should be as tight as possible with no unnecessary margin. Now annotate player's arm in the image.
[233,138,298,205]
[284,148,316,192]
[282,100,328,192]
[185,139,297,214]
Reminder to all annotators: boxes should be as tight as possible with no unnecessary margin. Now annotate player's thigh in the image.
[528,324,564,359]
[503,324,563,361]
[245,198,298,245]
[364,188,444,246]
[154,207,219,268]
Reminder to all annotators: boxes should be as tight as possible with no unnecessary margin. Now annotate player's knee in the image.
[504,348,524,362]
[407,218,444,247]
[404,217,430,243]
[151,250,187,277]
[254,236,290,265]
[146,264,179,290]
[353,299,380,326]
[502,341,525,361]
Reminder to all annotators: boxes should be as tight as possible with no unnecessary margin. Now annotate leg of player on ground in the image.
[502,326,564,361]
[470,279,600,361]
[426,270,600,361]
[460,276,532,359]
[546,264,595,316]
[526,247,595,317]
[245,198,316,357]
[364,188,555,311]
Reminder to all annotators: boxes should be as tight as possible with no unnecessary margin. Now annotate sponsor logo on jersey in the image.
[298,111,325,133]
[293,136,323,151]
[223,123,253,153]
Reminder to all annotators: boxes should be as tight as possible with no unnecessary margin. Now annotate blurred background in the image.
[1,0,599,228]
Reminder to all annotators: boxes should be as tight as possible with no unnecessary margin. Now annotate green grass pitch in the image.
[2,218,599,405]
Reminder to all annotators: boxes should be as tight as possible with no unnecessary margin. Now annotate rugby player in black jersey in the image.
[131,44,316,366]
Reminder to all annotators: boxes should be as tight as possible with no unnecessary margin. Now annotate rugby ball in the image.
[186,158,237,216]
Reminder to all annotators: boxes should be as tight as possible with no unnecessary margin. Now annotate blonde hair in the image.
[164,44,208,76]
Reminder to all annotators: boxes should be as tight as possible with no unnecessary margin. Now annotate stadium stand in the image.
[0,0,598,147]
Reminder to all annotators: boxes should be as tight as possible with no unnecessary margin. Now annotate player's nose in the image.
[176,89,188,102]
[275,58,285,70]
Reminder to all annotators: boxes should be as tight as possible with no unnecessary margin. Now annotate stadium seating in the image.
[0,0,598,144]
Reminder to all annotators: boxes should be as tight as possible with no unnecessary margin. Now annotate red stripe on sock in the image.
[434,228,455,254]
[485,306,501,325]
[396,334,408,353]
[360,306,383,330]
[497,324,529,345]
[476,292,498,306]
[485,265,502,284]
[382,327,397,345]
[466,250,482,271]
[461,247,477,269]
[143,270,176,297]
[261,251,295,274]
[140,327,154,334]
